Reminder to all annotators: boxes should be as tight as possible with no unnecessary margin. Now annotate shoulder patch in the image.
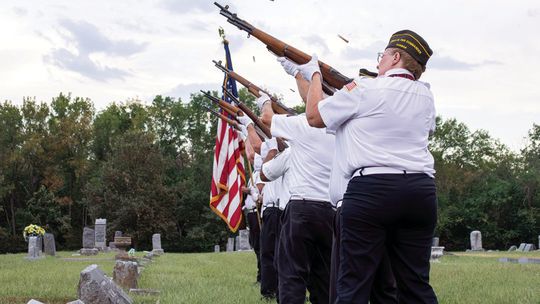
[345,81,357,91]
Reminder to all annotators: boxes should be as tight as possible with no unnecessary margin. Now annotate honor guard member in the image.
[300,30,438,303]
[243,171,262,283]
[258,85,335,303]
[257,145,282,300]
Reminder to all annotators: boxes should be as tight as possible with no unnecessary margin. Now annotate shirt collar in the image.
[384,68,414,77]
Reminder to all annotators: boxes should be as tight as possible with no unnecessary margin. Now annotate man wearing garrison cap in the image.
[293,29,438,303]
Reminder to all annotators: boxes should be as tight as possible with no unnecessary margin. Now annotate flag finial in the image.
[219,27,228,44]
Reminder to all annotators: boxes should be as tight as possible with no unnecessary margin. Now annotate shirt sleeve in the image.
[318,79,368,133]
[261,149,290,181]
[271,114,307,140]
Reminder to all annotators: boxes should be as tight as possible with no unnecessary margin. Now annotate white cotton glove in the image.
[264,137,278,151]
[277,57,299,77]
[256,92,271,111]
[298,53,321,81]
[237,124,248,140]
[236,114,253,127]
[249,186,259,200]
[254,154,263,171]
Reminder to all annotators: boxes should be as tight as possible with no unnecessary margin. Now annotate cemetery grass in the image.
[1,251,540,303]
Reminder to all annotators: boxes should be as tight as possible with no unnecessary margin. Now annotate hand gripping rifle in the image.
[215,2,353,96]
[222,87,288,152]
[213,60,297,116]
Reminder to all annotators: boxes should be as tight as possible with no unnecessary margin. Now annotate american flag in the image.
[209,39,246,232]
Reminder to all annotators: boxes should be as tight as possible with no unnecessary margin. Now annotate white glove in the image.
[237,124,248,140]
[254,154,263,171]
[298,53,321,81]
[256,92,271,110]
[236,114,253,127]
[264,138,278,151]
[277,57,299,77]
[249,186,259,200]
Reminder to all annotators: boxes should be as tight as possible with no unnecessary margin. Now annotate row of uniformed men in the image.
[238,29,438,304]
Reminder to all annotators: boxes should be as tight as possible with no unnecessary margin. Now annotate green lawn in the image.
[0,250,539,303]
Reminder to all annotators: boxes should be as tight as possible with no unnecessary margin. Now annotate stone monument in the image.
[226,237,234,252]
[80,227,98,255]
[94,218,107,250]
[43,233,56,256]
[470,230,484,251]
[430,246,445,261]
[78,264,132,304]
[26,236,43,260]
[238,229,251,251]
[214,245,220,252]
[152,233,164,255]
[517,243,527,251]
[113,260,139,289]
[112,236,135,261]
[432,237,440,247]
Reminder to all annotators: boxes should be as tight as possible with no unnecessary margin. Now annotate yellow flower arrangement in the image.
[23,224,46,240]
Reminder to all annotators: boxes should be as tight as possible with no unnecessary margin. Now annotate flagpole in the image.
[242,148,263,227]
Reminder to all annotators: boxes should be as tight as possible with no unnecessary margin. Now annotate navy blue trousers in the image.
[278,200,335,304]
[336,174,438,304]
[246,211,261,282]
[330,207,398,304]
[260,207,282,298]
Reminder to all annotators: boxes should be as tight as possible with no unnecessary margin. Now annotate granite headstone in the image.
[238,229,251,251]
[94,218,107,250]
[152,233,164,255]
[226,238,234,252]
[43,233,56,256]
[470,230,483,251]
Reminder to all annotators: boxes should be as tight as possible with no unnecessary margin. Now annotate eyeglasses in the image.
[377,52,384,63]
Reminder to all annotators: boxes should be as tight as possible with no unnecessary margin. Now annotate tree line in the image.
[0,91,538,253]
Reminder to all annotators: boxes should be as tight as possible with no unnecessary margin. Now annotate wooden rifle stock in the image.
[215,2,352,95]
[213,60,297,115]
[222,87,288,152]
[202,105,241,131]
[200,90,242,117]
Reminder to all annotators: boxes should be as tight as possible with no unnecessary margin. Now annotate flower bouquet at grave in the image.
[23,224,46,242]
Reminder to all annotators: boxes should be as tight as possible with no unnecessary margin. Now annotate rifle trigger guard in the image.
[247,33,251,38]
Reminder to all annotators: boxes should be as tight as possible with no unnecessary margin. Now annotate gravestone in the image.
[238,229,251,251]
[226,238,234,252]
[430,246,445,261]
[80,227,98,255]
[214,245,220,252]
[26,236,43,260]
[524,243,536,252]
[517,243,527,251]
[26,300,44,304]
[432,237,440,247]
[470,230,484,251]
[508,245,517,251]
[94,218,107,250]
[115,231,123,238]
[235,237,240,251]
[66,300,85,304]
[538,235,540,250]
[152,233,164,255]
[43,233,56,256]
[113,261,139,289]
[36,236,43,255]
[78,264,132,304]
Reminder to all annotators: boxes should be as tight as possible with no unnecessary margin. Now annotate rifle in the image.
[202,104,241,131]
[200,90,242,118]
[213,60,297,115]
[215,2,353,95]
[222,87,288,152]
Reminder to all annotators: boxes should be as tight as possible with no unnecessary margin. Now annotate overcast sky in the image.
[1,0,539,150]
